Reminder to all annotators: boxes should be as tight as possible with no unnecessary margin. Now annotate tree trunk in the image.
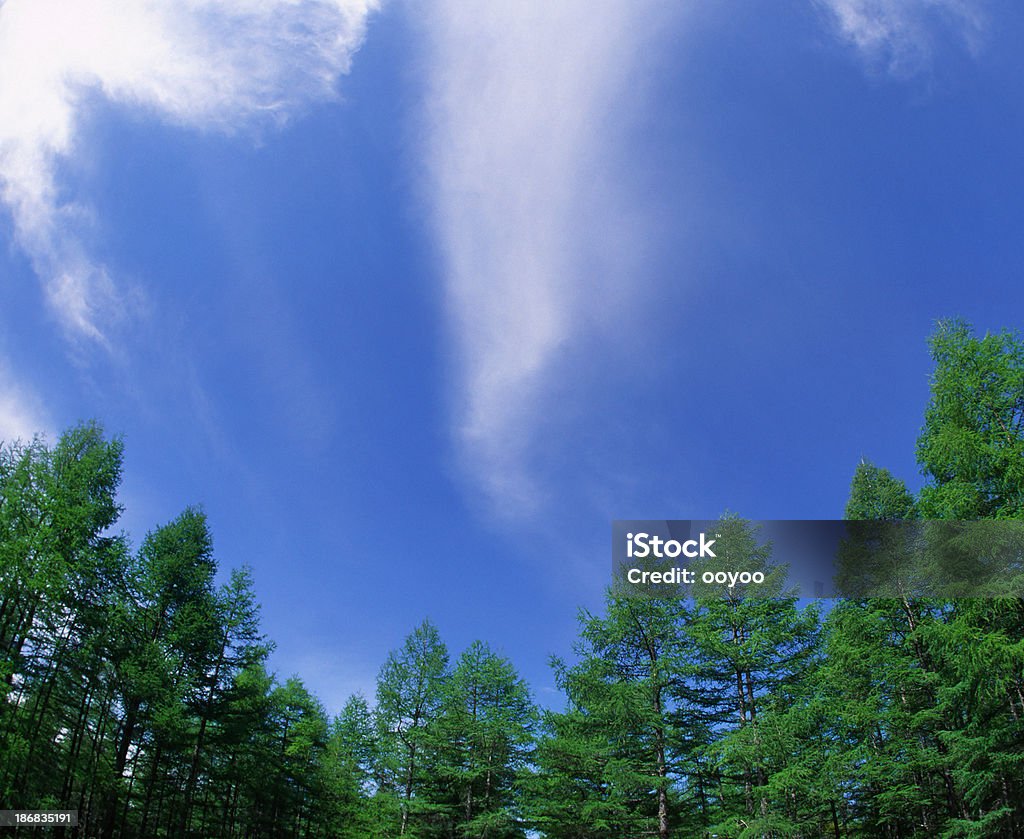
[100,699,140,838]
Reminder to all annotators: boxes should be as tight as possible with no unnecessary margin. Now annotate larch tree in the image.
[375,619,450,836]
[425,640,537,838]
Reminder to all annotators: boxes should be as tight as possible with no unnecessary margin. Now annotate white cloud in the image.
[421,1,678,513]
[0,360,53,445]
[0,0,377,344]
[815,0,987,73]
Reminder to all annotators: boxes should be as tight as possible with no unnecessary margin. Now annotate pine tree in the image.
[682,516,819,837]
[322,694,383,838]
[375,619,450,836]
[916,319,1024,519]
[845,459,917,520]
[527,595,690,839]
[100,507,222,837]
[0,423,126,818]
[425,640,536,838]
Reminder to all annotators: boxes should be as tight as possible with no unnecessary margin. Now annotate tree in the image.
[845,458,917,520]
[375,619,450,836]
[268,676,331,836]
[828,351,1024,836]
[527,595,691,839]
[177,566,272,836]
[0,423,127,820]
[322,694,382,838]
[683,517,820,837]
[425,640,536,838]
[0,422,374,838]
[100,507,221,839]
[916,319,1024,519]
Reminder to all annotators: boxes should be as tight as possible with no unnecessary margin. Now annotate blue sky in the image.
[2,0,1023,711]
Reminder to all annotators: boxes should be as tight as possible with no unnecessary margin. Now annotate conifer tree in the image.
[845,459,917,520]
[528,595,691,839]
[425,640,536,838]
[322,694,382,838]
[916,320,1024,519]
[375,619,450,836]
[683,516,819,836]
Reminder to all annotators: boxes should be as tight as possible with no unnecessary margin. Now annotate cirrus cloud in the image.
[420,0,679,513]
[815,0,987,74]
[0,0,378,345]
[0,359,53,445]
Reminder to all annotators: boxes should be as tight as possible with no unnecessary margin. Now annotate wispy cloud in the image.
[421,1,677,513]
[815,0,987,74]
[0,359,53,445]
[0,0,377,345]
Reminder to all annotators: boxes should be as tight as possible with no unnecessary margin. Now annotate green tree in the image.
[175,566,272,836]
[683,517,819,837]
[826,349,1024,837]
[101,507,221,838]
[375,619,450,836]
[268,676,331,836]
[916,319,1024,519]
[425,640,536,838]
[0,423,371,838]
[0,423,127,819]
[322,694,383,838]
[845,458,917,520]
[527,595,690,839]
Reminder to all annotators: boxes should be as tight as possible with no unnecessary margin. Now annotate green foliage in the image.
[525,518,819,839]
[845,459,917,520]
[373,625,536,838]
[374,619,450,835]
[525,595,688,839]
[425,641,537,837]
[4,318,1024,837]
[828,320,1024,835]
[1,425,334,837]
[916,319,1024,518]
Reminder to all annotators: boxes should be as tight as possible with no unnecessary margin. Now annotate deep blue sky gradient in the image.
[3,2,1023,710]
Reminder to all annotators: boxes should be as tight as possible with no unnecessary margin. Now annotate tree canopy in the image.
[2,320,1023,837]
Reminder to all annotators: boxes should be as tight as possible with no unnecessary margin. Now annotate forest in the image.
[1,319,1023,839]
